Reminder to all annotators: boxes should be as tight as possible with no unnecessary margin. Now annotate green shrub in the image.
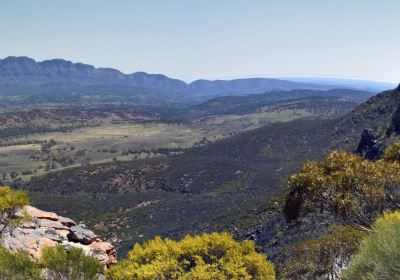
[343,211,400,280]
[276,226,365,280]
[0,186,30,235]
[0,246,42,280]
[106,232,275,280]
[41,245,102,280]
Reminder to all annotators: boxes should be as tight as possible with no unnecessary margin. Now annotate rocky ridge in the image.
[1,205,117,266]
[0,56,336,97]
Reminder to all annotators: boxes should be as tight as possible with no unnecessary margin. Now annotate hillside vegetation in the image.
[23,118,335,256]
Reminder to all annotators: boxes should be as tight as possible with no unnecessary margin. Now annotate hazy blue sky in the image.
[1,0,399,82]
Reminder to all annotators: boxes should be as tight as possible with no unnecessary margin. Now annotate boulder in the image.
[68,224,98,245]
[1,206,117,266]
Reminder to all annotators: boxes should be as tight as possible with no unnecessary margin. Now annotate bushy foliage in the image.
[40,245,102,280]
[284,149,400,231]
[0,246,42,280]
[382,140,400,161]
[343,211,400,280]
[0,186,30,234]
[106,232,275,280]
[276,226,365,280]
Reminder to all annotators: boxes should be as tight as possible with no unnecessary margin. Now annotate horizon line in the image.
[1,55,398,85]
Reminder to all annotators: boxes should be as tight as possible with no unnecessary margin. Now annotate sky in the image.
[1,0,399,82]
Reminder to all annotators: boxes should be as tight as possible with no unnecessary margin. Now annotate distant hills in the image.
[190,89,374,117]
[0,56,388,103]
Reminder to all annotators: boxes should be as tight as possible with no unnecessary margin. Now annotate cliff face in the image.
[1,205,117,266]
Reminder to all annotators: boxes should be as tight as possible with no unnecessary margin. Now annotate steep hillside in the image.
[333,84,400,158]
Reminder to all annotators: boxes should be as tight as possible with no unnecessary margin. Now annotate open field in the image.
[0,108,317,181]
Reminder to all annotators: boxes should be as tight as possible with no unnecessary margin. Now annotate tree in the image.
[40,245,102,280]
[342,211,400,280]
[283,149,400,231]
[0,186,30,234]
[106,232,275,280]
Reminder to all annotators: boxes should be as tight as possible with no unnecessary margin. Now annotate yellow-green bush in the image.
[284,150,400,231]
[343,211,400,280]
[0,246,42,280]
[106,232,275,280]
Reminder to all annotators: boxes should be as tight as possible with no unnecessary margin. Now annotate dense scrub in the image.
[0,245,101,280]
[279,140,400,279]
[0,246,42,280]
[41,245,102,280]
[275,226,365,279]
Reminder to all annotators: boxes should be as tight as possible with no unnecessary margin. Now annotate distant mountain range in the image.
[0,56,391,102]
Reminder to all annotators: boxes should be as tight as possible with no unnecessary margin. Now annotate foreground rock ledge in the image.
[1,205,117,266]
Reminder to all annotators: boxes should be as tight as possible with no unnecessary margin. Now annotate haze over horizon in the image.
[1,0,399,83]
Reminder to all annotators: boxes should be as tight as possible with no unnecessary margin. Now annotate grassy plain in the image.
[0,108,315,180]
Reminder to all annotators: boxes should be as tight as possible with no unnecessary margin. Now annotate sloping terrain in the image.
[23,118,335,256]
[15,84,400,261]
[333,84,400,158]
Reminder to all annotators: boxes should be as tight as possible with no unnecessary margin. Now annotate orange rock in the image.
[24,206,59,221]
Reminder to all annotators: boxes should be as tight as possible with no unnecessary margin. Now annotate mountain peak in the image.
[0,56,39,72]
[2,56,36,63]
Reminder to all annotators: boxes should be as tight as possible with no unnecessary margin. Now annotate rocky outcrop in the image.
[1,206,117,266]
[355,128,385,160]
